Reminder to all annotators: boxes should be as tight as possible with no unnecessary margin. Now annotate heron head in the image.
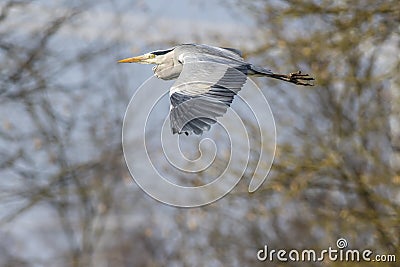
[118,48,174,65]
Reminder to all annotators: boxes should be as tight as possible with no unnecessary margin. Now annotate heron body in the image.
[118,44,314,135]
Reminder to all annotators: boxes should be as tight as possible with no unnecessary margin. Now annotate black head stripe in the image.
[151,48,174,56]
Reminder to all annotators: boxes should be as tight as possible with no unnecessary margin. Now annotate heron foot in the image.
[287,71,315,86]
[271,71,315,86]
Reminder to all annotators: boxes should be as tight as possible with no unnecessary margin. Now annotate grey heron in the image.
[118,44,314,135]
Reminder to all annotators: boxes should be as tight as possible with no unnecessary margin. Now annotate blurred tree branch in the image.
[0,0,399,266]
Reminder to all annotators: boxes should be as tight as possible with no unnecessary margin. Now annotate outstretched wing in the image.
[169,54,249,135]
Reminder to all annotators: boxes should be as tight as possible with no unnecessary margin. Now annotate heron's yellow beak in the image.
[117,53,155,63]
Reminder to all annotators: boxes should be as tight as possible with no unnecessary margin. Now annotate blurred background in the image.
[0,0,399,266]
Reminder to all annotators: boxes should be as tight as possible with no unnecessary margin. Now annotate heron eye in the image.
[149,54,156,59]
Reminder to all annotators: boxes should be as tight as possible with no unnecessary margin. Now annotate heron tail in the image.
[249,65,315,86]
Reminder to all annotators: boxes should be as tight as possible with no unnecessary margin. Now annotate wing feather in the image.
[169,52,249,135]
[220,47,243,57]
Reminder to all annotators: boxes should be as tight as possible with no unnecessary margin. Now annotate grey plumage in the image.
[118,44,314,135]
